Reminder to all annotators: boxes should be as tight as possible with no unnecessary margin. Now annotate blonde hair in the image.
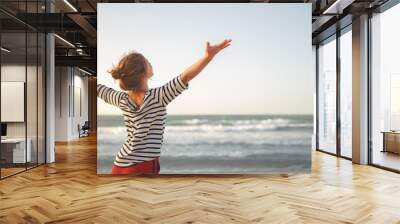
[108,51,148,91]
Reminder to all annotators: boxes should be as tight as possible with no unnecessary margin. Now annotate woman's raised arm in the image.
[179,39,232,85]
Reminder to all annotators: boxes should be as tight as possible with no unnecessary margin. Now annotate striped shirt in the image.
[97,75,188,167]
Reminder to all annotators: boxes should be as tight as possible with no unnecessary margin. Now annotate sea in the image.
[97,114,313,174]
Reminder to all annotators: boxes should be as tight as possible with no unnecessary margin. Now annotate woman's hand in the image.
[180,39,232,85]
[205,39,232,60]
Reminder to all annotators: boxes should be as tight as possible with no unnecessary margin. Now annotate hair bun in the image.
[109,67,123,79]
[108,51,148,91]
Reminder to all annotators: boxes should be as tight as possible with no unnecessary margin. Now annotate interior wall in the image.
[88,77,97,132]
[1,64,37,138]
[1,63,46,166]
[71,71,89,138]
[312,45,317,150]
[46,32,56,163]
[352,14,369,164]
[55,66,89,141]
[55,66,69,141]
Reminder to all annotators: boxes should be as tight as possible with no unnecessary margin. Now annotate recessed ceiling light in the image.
[323,0,354,15]
[1,47,11,53]
[63,0,78,12]
[78,67,92,76]
[54,34,75,48]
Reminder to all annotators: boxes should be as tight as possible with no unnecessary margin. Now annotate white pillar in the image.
[352,14,369,164]
[54,67,71,141]
[45,1,55,163]
[312,45,317,150]
[46,33,55,163]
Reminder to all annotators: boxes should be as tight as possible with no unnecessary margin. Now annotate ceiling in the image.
[0,0,392,75]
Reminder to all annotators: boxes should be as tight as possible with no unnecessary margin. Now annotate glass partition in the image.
[339,27,352,158]
[38,32,46,165]
[0,1,46,179]
[1,31,28,177]
[317,36,337,154]
[27,30,38,169]
[371,3,400,171]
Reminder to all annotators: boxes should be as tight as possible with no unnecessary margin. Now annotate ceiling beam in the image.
[13,13,83,32]
[322,0,356,14]
[67,13,97,40]
[55,55,96,72]
[312,15,335,33]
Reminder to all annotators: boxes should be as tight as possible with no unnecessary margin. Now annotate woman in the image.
[98,39,232,174]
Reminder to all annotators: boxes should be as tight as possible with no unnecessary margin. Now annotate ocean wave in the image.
[98,142,311,158]
[165,123,312,132]
[99,117,313,132]
[97,156,311,174]
[98,129,310,146]
[98,126,311,146]
[168,118,313,132]
[98,149,310,161]
[176,118,210,125]
[98,127,127,135]
[165,139,310,146]
[158,156,312,174]
[160,147,310,158]
[159,166,310,174]
[168,118,295,126]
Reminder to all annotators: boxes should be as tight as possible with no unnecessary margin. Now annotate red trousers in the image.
[111,158,160,175]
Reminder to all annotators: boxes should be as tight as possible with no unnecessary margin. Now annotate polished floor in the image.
[1,162,43,178]
[372,150,400,171]
[0,135,400,223]
[1,167,26,177]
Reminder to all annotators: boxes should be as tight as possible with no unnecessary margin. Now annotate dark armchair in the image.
[78,121,90,138]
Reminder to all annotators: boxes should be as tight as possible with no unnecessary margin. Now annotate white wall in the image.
[312,45,317,150]
[72,73,89,137]
[352,14,369,164]
[55,66,69,141]
[1,64,46,163]
[1,65,37,137]
[55,67,89,141]
[1,65,27,140]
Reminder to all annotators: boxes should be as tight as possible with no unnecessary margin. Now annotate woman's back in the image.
[97,75,188,167]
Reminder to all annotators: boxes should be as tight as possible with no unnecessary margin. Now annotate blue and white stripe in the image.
[97,75,188,167]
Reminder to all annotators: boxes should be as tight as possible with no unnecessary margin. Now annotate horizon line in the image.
[98,113,314,116]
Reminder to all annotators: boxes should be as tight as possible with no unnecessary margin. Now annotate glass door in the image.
[339,27,352,158]
[317,35,337,154]
[0,1,47,179]
[1,30,28,177]
[370,3,400,171]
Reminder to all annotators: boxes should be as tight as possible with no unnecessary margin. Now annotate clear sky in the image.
[97,3,312,115]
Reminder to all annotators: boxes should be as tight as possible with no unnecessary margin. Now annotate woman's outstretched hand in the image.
[205,39,232,59]
[180,39,232,85]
